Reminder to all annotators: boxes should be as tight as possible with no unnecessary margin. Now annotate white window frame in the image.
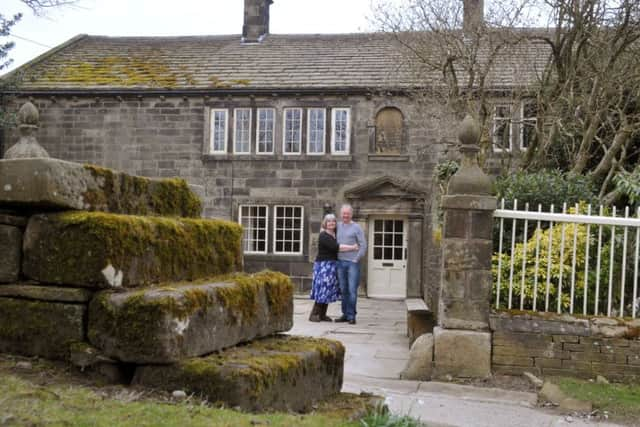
[233,108,252,155]
[492,104,513,153]
[210,109,228,154]
[307,108,326,155]
[256,108,275,155]
[520,100,537,152]
[238,204,269,254]
[272,205,304,255]
[282,108,303,155]
[331,107,351,155]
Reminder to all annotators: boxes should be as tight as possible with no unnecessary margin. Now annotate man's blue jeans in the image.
[337,260,360,321]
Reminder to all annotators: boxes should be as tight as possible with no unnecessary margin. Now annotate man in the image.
[335,204,367,325]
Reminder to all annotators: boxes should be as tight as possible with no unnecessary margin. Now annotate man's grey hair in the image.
[340,204,353,213]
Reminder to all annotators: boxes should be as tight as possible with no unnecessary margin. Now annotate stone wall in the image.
[491,311,640,382]
[2,93,456,293]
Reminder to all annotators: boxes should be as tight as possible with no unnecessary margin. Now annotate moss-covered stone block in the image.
[0,283,93,302]
[0,158,202,217]
[22,212,243,288]
[0,225,21,283]
[88,271,294,363]
[0,297,85,360]
[132,335,344,412]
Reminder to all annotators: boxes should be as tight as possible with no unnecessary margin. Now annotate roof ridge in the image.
[1,34,89,81]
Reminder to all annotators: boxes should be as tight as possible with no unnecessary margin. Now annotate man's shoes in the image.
[334,316,349,323]
[348,319,356,325]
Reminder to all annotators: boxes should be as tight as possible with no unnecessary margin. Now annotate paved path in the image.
[289,297,620,427]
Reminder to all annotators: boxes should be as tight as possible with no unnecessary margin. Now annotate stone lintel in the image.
[433,327,491,379]
[441,195,497,211]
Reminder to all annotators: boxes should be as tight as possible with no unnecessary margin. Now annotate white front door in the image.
[367,217,407,299]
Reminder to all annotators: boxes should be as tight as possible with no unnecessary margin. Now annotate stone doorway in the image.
[342,175,426,299]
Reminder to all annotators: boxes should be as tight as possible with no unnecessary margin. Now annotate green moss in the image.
[41,57,180,88]
[44,211,242,287]
[82,165,201,218]
[176,336,343,401]
[215,271,293,324]
[0,298,84,360]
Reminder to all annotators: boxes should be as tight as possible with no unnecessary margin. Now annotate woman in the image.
[309,213,359,322]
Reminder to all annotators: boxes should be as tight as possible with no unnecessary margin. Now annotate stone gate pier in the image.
[432,114,497,379]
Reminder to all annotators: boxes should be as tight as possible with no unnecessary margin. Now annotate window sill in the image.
[203,154,353,162]
[244,253,308,262]
[368,154,410,162]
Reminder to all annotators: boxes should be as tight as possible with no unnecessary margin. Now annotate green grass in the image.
[556,377,640,419]
[0,368,363,427]
[0,355,424,427]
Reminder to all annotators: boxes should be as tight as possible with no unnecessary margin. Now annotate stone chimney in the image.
[243,0,273,43]
[463,0,484,34]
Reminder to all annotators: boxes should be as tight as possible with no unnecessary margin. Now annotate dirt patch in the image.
[450,373,538,393]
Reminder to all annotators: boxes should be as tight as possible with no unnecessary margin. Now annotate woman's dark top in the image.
[316,231,339,262]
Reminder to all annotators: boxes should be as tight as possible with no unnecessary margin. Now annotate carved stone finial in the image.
[458,114,481,147]
[447,114,492,196]
[4,102,50,159]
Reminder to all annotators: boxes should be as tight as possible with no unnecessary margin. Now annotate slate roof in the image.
[3,32,551,93]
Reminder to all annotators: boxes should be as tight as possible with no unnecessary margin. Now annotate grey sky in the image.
[4,0,376,73]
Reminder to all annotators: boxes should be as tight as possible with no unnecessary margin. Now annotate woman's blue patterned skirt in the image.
[310,260,340,304]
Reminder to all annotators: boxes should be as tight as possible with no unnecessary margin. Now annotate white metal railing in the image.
[493,199,640,318]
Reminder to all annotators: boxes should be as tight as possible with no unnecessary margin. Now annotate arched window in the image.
[375,107,404,154]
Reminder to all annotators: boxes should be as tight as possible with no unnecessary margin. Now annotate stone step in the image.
[0,283,93,303]
[0,297,85,360]
[88,271,294,363]
[132,335,344,412]
[0,158,202,217]
[22,212,243,288]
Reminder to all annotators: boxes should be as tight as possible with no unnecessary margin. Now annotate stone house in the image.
[0,0,545,307]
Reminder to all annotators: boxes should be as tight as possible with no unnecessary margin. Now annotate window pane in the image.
[394,248,403,260]
[273,205,304,254]
[239,204,267,253]
[284,108,302,154]
[521,101,537,150]
[493,105,511,152]
[257,108,274,153]
[374,247,382,259]
[374,233,382,246]
[211,110,227,152]
[234,108,251,153]
[384,247,393,260]
[308,108,326,154]
[394,233,403,246]
[332,108,349,153]
[384,233,393,246]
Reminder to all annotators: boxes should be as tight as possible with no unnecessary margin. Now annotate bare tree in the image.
[371,0,538,159]
[1,0,77,70]
[372,0,640,205]
[524,0,640,204]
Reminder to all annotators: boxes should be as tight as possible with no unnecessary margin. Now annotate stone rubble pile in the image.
[0,131,344,412]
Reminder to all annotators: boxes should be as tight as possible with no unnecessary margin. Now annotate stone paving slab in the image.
[133,335,344,412]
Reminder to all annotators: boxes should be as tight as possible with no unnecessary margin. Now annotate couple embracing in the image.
[309,204,367,325]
